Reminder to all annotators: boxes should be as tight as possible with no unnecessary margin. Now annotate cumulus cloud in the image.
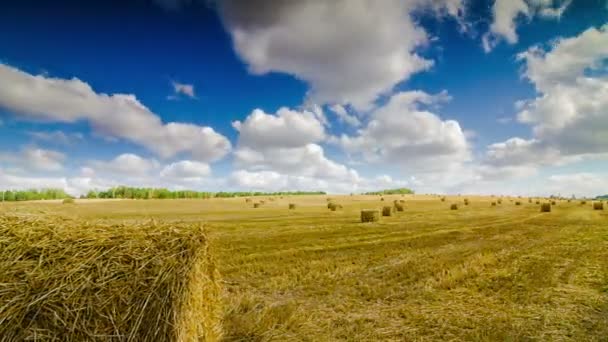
[160,160,211,179]
[218,0,465,109]
[0,64,230,162]
[486,26,608,171]
[338,90,470,171]
[482,0,572,52]
[232,107,325,150]
[0,146,66,172]
[88,153,160,176]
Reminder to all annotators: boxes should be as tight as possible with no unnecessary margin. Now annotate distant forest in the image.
[363,188,414,195]
[0,187,326,201]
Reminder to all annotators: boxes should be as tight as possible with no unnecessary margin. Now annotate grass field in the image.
[2,195,607,341]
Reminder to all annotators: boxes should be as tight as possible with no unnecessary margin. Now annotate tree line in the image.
[0,187,326,201]
[363,188,415,195]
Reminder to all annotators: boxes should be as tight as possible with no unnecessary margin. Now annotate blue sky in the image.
[0,0,607,196]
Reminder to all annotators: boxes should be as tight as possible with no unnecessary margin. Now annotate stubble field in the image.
[2,195,607,341]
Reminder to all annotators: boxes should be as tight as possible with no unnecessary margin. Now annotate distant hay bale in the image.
[441,197,446,202]
[380,197,385,201]
[328,203,342,211]
[540,203,552,212]
[382,206,393,216]
[399,199,405,203]
[394,203,404,212]
[288,203,296,210]
[245,198,251,203]
[581,200,587,205]
[450,204,458,210]
[464,199,469,205]
[259,200,265,204]
[528,198,532,203]
[551,200,557,205]
[497,199,502,204]
[360,209,380,222]
[491,202,496,206]
[253,203,261,208]
[515,201,522,206]
[0,215,222,341]
[62,198,75,204]
[593,202,604,210]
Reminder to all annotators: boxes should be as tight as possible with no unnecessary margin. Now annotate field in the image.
[2,195,607,341]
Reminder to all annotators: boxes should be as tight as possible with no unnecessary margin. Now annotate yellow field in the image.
[2,195,607,341]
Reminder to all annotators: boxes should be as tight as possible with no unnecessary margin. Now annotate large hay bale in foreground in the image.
[540,203,552,212]
[0,215,222,341]
[593,202,604,210]
[361,210,380,222]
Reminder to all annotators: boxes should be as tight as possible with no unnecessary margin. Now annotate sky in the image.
[0,0,607,196]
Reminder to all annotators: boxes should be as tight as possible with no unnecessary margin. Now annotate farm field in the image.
[2,195,607,341]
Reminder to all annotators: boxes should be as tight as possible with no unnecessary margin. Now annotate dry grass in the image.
[0,214,222,341]
[2,194,607,341]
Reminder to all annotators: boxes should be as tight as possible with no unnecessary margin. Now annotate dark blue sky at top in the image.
[0,0,606,176]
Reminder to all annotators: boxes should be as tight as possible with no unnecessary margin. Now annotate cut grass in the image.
[1,194,607,341]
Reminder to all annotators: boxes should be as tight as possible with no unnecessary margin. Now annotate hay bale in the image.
[491,202,496,206]
[536,201,540,205]
[288,203,296,210]
[593,202,604,210]
[450,204,458,210]
[394,203,404,212]
[0,215,222,341]
[328,203,342,211]
[399,200,405,203]
[540,203,551,212]
[497,199,502,204]
[382,206,392,216]
[551,200,556,205]
[245,198,251,203]
[441,197,446,202]
[253,203,261,208]
[62,198,75,204]
[515,201,522,206]
[380,197,385,201]
[464,199,469,205]
[361,210,380,222]
[581,200,587,205]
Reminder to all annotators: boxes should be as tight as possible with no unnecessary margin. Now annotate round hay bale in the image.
[463,199,469,205]
[551,200,556,205]
[361,209,380,222]
[441,197,446,202]
[288,203,296,210]
[593,202,604,210]
[581,200,587,205]
[497,199,502,204]
[515,201,522,206]
[394,203,404,212]
[328,203,342,211]
[245,198,252,203]
[253,203,261,208]
[62,198,75,204]
[399,199,405,203]
[450,204,458,210]
[380,197,385,201]
[540,203,552,212]
[0,215,222,341]
[382,206,392,216]
[491,202,496,206]
[535,201,540,205]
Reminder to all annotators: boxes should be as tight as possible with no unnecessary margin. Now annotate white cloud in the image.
[219,0,465,109]
[89,153,160,176]
[0,64,230,162]
[160,160,211,179]
[232,107,325,150]
[544,172,608,198]
[482,0,572,52]
[487,26,608,169]
[170,81,196,99]
[329,104,361,127]
[0,146,66,172]
[338,90,470,171]
[27,130,84,145]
